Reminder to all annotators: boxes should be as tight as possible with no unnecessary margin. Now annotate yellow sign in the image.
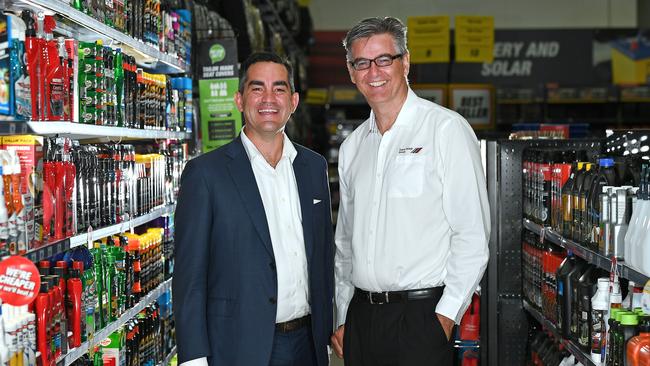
[455,16,494,63]
[407,16,450,63]
[306,88,328,105]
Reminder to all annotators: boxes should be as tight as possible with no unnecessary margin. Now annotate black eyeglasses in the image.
[349,54,403,71]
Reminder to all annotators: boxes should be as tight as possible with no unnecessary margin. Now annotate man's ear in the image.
[291,92,299,114]
[402,52,410,78]
[347,63,357,85]
[234,91,244,112]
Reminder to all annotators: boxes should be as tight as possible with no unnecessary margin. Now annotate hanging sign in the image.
[407,16,450,63]
[455,16,495,63]
[198,38,242,153]
[0,256,40,305]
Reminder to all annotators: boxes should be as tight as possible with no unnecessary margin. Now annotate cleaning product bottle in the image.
[34,282,50,366]
[613,188,630,260]
[638,165,650,274]
[578,265,606,350]
[591,278,609,364]
[66,268,83,348]
[45,38,67,121]
[22,11,39,120]
[38,15,59,121]
[589,158,617,249]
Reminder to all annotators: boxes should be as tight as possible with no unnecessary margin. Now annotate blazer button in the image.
[269,297,277,304]
[269,262,276,271]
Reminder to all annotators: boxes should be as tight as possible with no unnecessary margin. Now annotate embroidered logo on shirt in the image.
[398,147,424,154]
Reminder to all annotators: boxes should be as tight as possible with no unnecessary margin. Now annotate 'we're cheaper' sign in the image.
[0,256,40,305]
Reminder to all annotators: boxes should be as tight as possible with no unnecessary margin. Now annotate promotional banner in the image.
[0,256,40,306]
[198,38,242,153]
[449,84,493,127]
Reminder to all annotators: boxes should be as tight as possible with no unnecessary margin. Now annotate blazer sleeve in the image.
[173,159,213,363]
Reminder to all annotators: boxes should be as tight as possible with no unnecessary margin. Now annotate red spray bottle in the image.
[66,268,83,348]
[22,11,40,120]
[34,281,50,366]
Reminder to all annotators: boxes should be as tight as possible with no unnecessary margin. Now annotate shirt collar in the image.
[367,87,418,135]
[240,127,297,164]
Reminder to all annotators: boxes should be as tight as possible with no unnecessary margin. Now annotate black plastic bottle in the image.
[557,253,585,338]
[576,265,607,351]
[562,162,578,238]
[568,258,588,341]
[587,158,617,250]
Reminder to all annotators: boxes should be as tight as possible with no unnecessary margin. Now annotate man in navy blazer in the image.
[173,52,334,366]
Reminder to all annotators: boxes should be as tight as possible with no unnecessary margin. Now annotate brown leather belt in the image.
[354,287,444,305]
[275,314,311,333]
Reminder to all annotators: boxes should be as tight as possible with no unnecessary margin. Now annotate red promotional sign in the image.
[0,256,41,305]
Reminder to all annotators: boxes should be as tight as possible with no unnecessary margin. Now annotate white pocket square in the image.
[313,199,322,204]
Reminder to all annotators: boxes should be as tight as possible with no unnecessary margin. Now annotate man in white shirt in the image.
[173,52,333,366]
[330,17,490,365]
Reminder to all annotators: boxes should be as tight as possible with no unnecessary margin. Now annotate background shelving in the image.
[522,219,650,285]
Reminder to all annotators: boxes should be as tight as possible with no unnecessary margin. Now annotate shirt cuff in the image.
[336,302,350,328]
[435,294,465,324]
[179,357,208,366]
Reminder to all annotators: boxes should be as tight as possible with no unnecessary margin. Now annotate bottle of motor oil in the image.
[627,317,650,366]
[568,259,588,341]
[588,158,617,250]
[574,163,594,242]
[577,266,606,350]
[560,163,582,238]
[557,253,582,338]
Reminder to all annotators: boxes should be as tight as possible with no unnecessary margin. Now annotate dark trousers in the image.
[343,293,454,366]
[269,325,317,366]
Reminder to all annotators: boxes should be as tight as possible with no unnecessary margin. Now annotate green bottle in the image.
[92,245,106,329]
[106,253,117,322]
[114,49,125,127]
[620,313,639,366]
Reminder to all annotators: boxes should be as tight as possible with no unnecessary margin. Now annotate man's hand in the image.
[330,325,345,358]
[436,314,455,341]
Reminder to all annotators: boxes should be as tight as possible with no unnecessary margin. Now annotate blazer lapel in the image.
[226,138,274,257]
[292,149,314,267]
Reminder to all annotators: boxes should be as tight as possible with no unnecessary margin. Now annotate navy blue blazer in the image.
[172,136,334,366]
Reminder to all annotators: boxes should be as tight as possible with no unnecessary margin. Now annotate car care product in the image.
[591,278,609,364]
[557,254,579,337]
[45,38,67,121]
[38,14,58,121]
[620,313,639,366]
[569,261,588,342]
[114,49,125,127]
[573,162,593,241]
[563,162,581,237]
[66,268,83,348]
[628,317,650,366]
[589,159,616,249]
[577,265,606,350]
[34,281,50,366]
[7,13,28,119]
[0,165,8,257]
[22,11,39,120]
[613,188,630,260]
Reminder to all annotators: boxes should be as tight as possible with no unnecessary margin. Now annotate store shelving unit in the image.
[25,204,176,262]
[27,122,192,140]
[522,300,596,366]
[522,219,650,284]
[57,278,173,366]
[161,346,177,366]
[12,0,188,73]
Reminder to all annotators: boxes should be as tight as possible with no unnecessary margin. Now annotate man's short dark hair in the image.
[238,52,296,93]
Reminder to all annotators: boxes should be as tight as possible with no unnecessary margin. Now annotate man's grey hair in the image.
[343,17,408,62]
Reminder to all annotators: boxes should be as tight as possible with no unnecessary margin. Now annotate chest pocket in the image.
[387,155,426,198]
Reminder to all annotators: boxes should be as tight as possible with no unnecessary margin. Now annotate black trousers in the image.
[343,292,454,366]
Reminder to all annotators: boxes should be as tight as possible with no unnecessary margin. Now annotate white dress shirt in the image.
[335,88,490,326]
[180,130,310,366]
[241,128,311,323]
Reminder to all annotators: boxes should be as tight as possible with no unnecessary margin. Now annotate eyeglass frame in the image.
[348,53,404,71]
